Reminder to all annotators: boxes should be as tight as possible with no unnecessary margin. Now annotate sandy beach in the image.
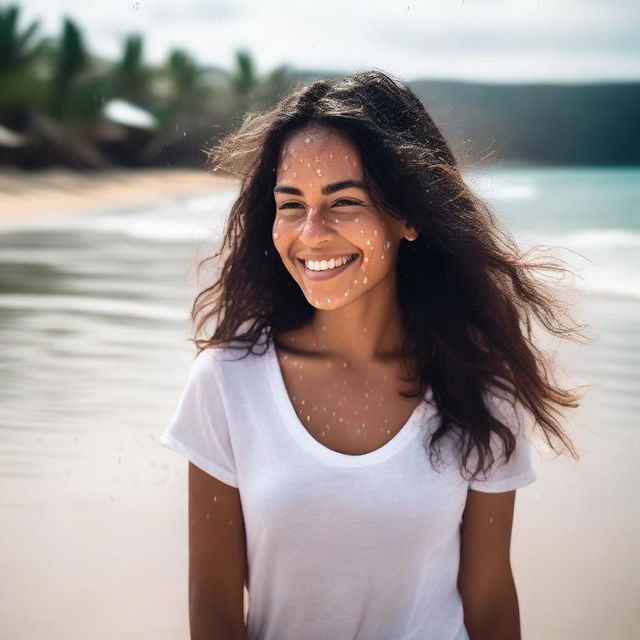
[0,168,237,225]
[0,168,637,639]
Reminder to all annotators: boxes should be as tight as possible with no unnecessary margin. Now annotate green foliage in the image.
[0,5,47,75]
[111,34,152,104]
[0,6,299,166]
[52,17,87,87]
[232,49,256,95]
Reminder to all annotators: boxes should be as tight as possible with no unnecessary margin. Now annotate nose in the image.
[299,207,331,246]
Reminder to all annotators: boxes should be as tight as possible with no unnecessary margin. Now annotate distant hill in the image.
[294,71,640,166]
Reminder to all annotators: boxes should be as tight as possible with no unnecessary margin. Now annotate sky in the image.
[18,0,640,83]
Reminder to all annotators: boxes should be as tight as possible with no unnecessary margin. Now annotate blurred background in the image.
[0,1,638,638]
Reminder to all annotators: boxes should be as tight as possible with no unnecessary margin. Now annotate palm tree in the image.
[0,5,47,76]
[0,4,51,123]
[111,34,152,105]
[48,17,107,124]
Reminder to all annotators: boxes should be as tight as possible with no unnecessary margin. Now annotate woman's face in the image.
[272,124,414,310]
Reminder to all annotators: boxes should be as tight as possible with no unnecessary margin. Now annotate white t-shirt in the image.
[160,334,537,640]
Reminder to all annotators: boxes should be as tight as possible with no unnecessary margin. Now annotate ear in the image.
[402,224,418,241]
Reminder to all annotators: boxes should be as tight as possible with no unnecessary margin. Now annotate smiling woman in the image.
[159,70,585,640]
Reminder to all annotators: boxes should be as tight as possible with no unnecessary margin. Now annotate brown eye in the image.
[278,202,304,209]
[333,198,361,207]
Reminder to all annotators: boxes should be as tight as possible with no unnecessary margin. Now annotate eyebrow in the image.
[273,180,368,196]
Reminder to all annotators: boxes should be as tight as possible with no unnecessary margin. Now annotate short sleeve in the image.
[468,393,538,493]
[159,350,238,488]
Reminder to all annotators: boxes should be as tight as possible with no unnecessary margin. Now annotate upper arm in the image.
[188,462,247,636]
[457,488,517,612]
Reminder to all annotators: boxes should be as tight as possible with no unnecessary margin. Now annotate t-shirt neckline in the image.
[266,338,426,468]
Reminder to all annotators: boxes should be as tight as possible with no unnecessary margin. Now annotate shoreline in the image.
[0,168,237,227]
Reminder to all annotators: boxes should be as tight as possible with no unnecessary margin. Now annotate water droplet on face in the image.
[273,232,279,239]
[283,164,289,171]
[326,298,331,303]
[384,241,391,249]
[304,137,311,144]
[354,279,358,285]
[374,230,378,236]
[354,218,359,223]
[315,299,320,305]
[335,218,339,223]
[364,257,369,263]
[363,276,368,283]
[329,153,333,159]
[366,239,371,246]
[344,290,350,297]
[316,169,322,176]
[293,171,297,178]
[307,163,311,168]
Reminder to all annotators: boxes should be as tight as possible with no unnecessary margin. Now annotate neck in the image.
[306,272,406,368]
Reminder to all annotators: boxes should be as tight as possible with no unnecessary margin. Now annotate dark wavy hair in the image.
[191,69,585,481]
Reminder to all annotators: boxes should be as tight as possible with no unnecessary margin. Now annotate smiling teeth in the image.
[304,255,356,271]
